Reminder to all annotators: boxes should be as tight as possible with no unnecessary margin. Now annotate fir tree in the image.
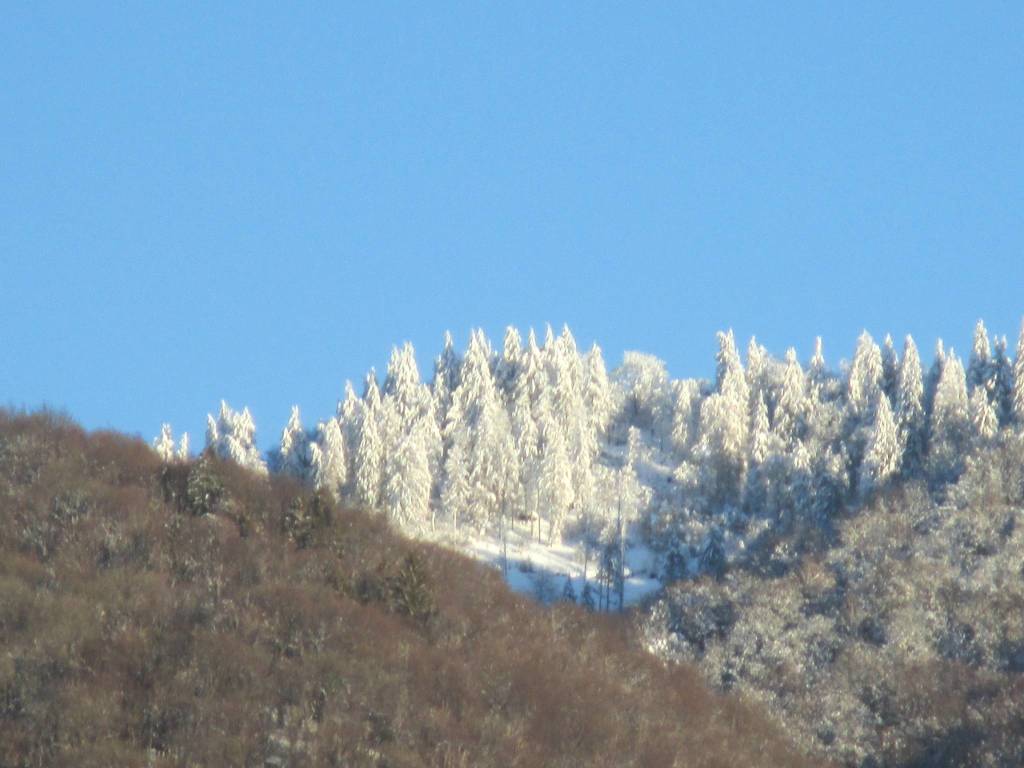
[354,402,384,510]
[154,423,175,462]
[273,405,312,480]
[310,418,346,498]
[774,348,807,444]
[968,386,998,445]
[848,331,883,420]
[177,432,190,462]
[860,394,901,495]
[205,401,267,474]
[384,429,432,530]
[1013,320,1024,425]
[881,334,899,402]
[896,335,926,475]
[539,418,574,545]
[967,319,992,394]
[928,351,970,482]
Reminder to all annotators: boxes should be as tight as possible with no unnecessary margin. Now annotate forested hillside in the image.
[167,320,1024,588]
[0,410,815,767]
[156,318,1024,766]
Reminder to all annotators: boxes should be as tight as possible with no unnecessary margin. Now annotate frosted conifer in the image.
[154,423,175,462]
[860,394,901,494]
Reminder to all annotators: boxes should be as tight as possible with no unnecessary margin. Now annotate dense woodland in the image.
[0,409,814,767]
[153,318,1024,766]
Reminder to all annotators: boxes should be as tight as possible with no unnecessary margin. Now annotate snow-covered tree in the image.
[153,423,176,462]
[848,331,884,420]
[967,319,992,394]
[928,351,970,481]
[860,394,901,495]
[773,348,807,445]
[896,335,926,475]
[354,400,384,510]
[440,439,472,532]
[749,391,772,466]
[495,325,522,396]
[670,379,702,456]
[1013,320,1024,426]
[582,343,613,441]
[538,413,574,545]
[968,386,999,445]
[177,432,190,462]
[881,334,899,402]
[384,429,432,530]
[310,418,346,498]
[272,405,312,480]
[205,401,267,474]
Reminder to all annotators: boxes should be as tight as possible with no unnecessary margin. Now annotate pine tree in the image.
[354,402,383,510]
[967,319,992,394]
[582,343,613,441]
[1013,320,1024,425]
[896,335,926,475]
[153,423,175,462]
[432,330,461,427]
[310,418,346,498]
[538,417,573,545]
[860,394,901,495]
[924,339,947,417]
[440,438,472,532]
[177,432,190,462]
[273,405,312,480]
[808,336,828,391]
[881,334,899,402]
[968,386,998,445]
[670,379,701,455]
[749,391,772,465]
[928,351,970,482]
[696,331,749,508]
[848,331,884,419]
[774,348,807,444]
[991,335,1013,424]
[495,325,522,396]
[205,401,267,474]
[384,429,432,530]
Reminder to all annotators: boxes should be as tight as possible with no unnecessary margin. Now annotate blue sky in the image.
[2,3,1022,447]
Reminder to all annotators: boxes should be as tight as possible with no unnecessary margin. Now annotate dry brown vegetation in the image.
[0,409,821,767]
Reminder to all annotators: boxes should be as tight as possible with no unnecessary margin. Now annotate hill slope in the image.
[0,410,817,768]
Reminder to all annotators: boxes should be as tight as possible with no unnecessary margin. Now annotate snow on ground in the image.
[428,526,664,609]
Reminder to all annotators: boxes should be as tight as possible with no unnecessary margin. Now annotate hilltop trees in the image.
[187,318,1024,586]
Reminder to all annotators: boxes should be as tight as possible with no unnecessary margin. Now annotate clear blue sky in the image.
[2,3,1022,448]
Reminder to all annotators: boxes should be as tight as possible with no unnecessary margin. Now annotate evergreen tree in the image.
[991,334,1013,424]
[881,334,899,402]
[441,438,472,532]
[848,331,883,420]
[670,379,701,455]
[749,391,772,465]
[808,336,828,391]
[773,348,807,444]
[1013,320,1024,425]
[432,330,461,427]
[153,423,175,462]
[924,339,947,417]
[967,319,993,394]
[582,343,613,441]
[177,432,190,462]
[310,418,346,498]
[896,335,926,475]
[928,351,970,482]
[495,325,522,396]
[384,429,432,530]
[354,400,384,510]
[538,417,574,545]
[968,386,998,445]
[860,394,901,495]
[273,405,312,480]
[205,401,267,474]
